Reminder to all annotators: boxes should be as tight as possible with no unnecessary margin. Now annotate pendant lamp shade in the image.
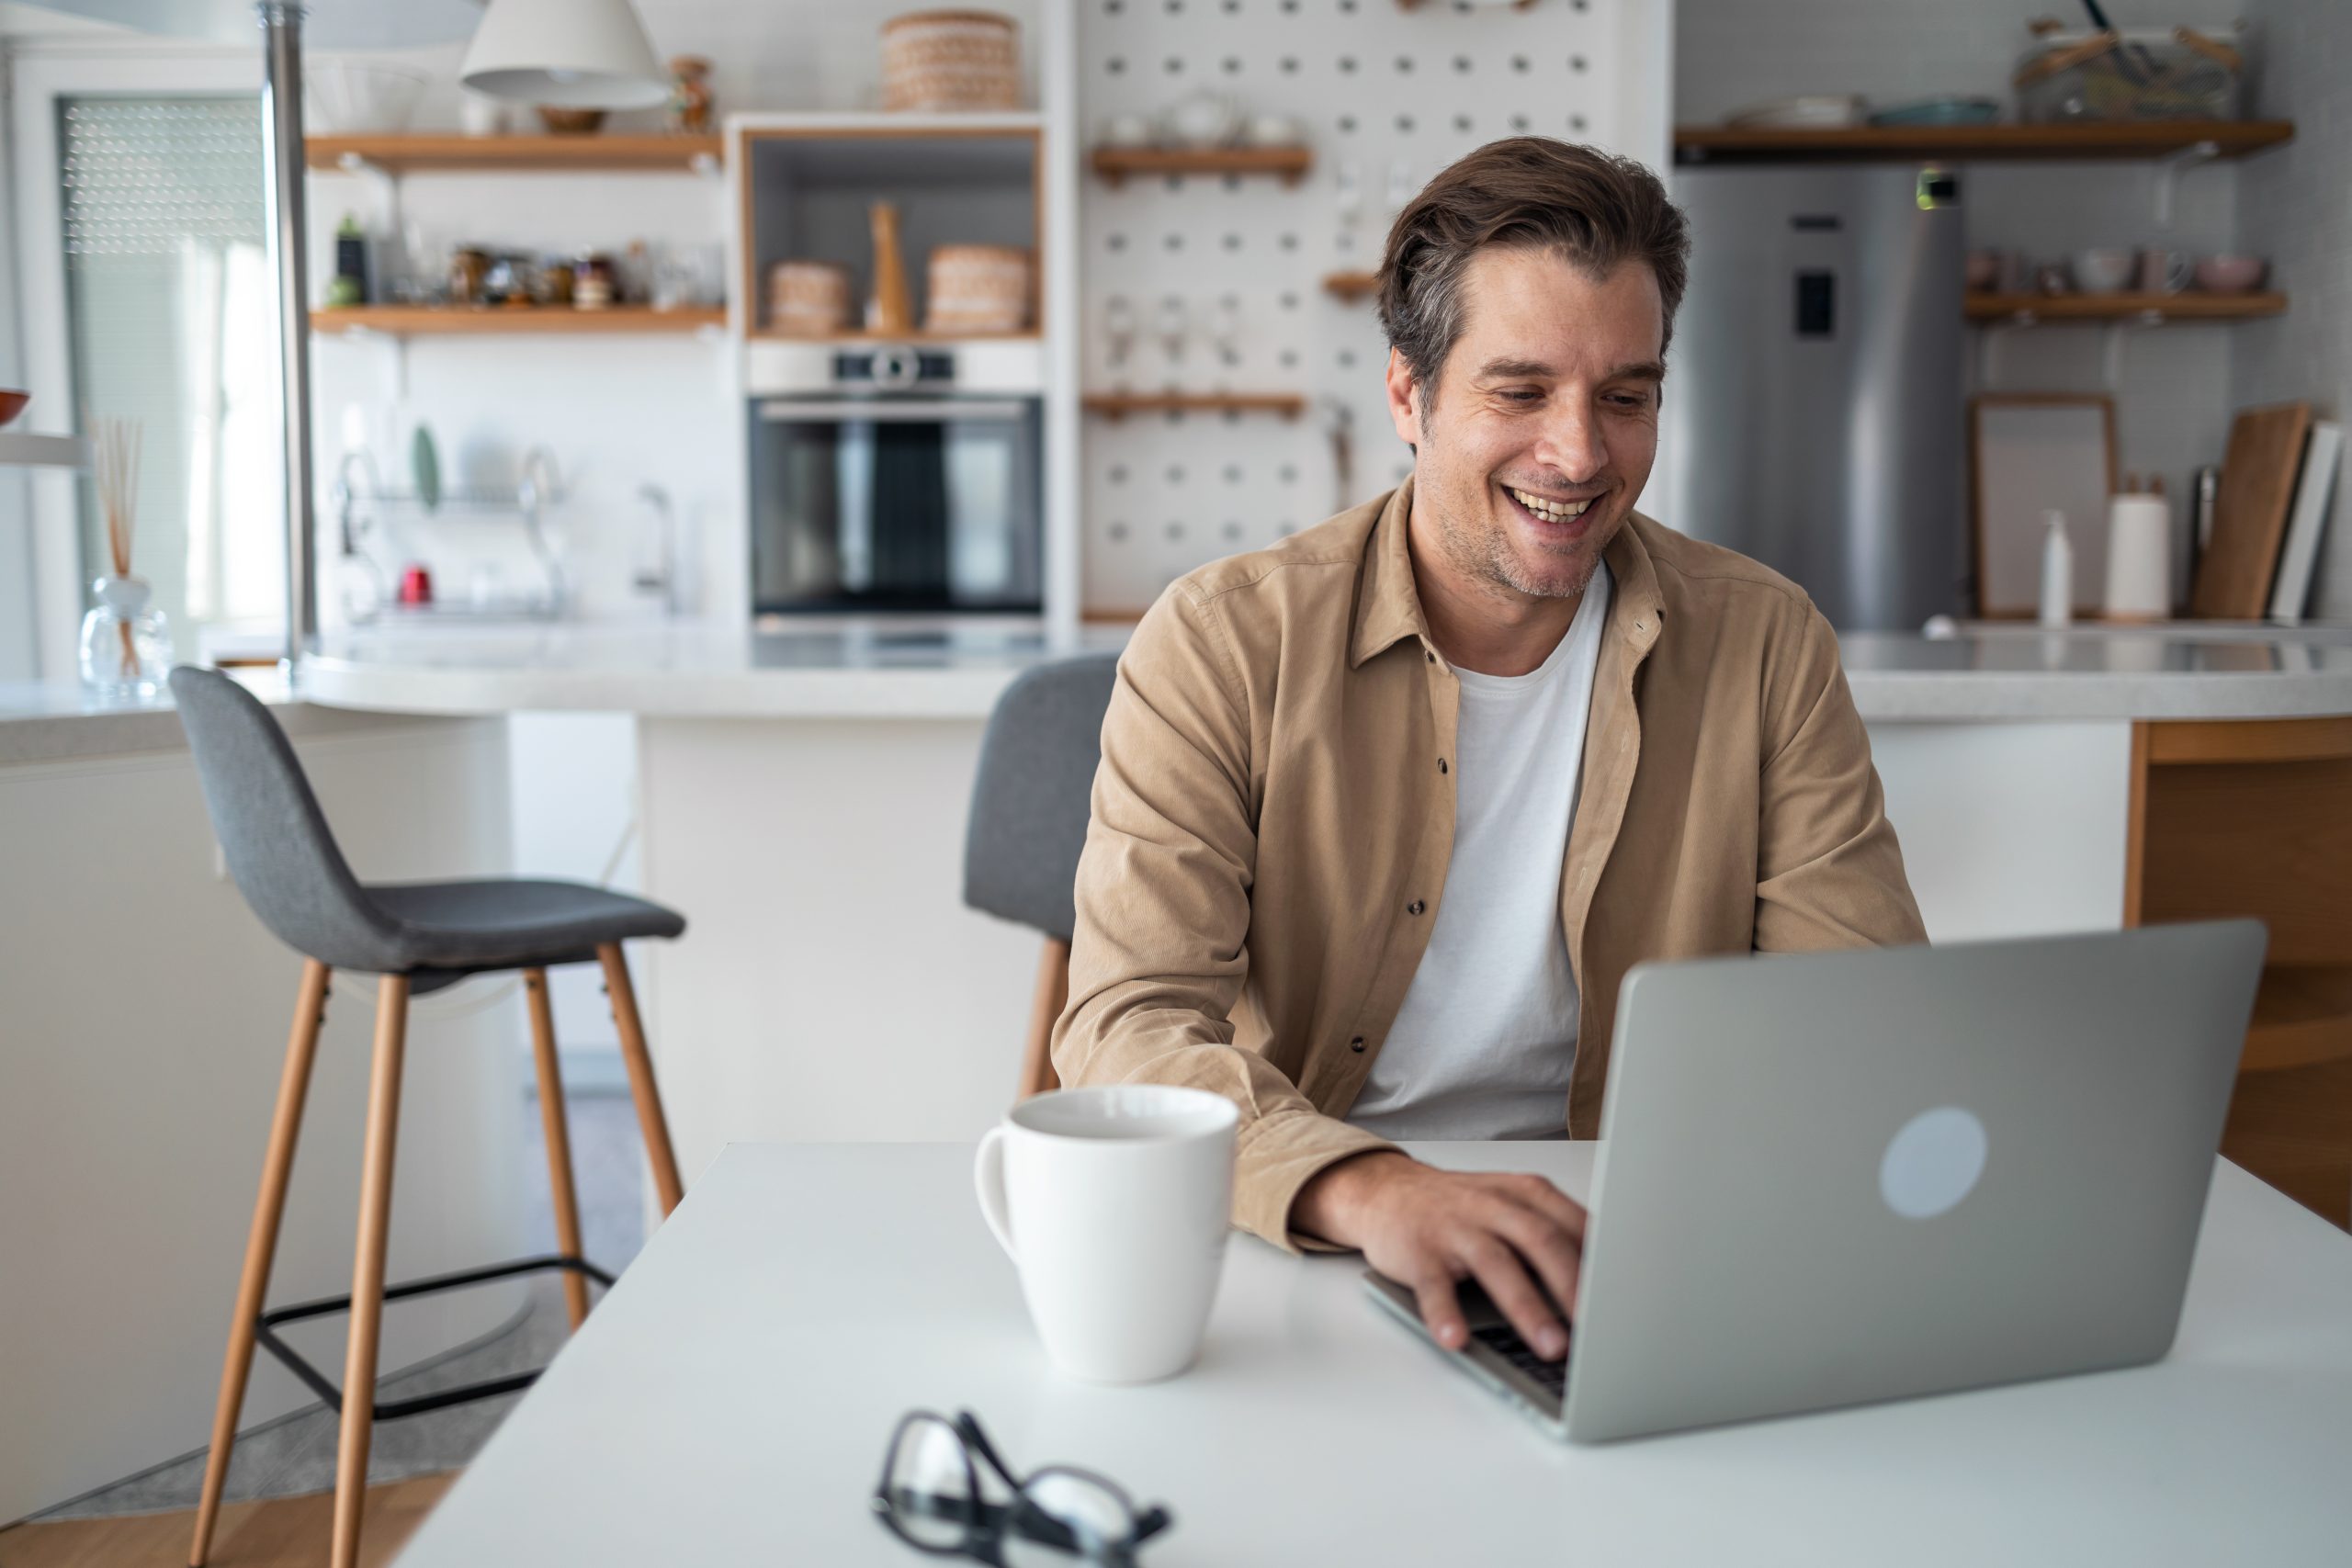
[460,0,669,108]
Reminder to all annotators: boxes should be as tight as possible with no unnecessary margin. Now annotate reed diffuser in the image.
[78,412,169,696]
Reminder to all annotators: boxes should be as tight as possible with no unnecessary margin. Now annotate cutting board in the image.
[2191,401,2312,619]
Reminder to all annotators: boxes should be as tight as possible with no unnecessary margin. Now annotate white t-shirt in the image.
[1347,561,1613,1141]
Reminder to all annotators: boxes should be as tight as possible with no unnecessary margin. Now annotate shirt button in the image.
[1425,649,1436,664]
[1437,757,1449,773]
[1350,1036,1367,1053]
[1407,899,1426,916]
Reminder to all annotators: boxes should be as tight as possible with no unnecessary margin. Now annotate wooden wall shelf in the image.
[1323,270,1379,303]
[1966,291,2287,323]
[311,306,726,337]
[1089,146,1313,186]
[1674,120,2293,164]
[745,328,1041,344]
[306,134,723,174]
[1082,392,1306,420]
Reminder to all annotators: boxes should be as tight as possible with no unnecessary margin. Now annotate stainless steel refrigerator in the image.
[1658,164,1967,630]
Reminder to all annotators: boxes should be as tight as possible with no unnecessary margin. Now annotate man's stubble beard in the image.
[1419,402,1605,605]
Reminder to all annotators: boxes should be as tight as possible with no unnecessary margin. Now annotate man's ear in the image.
[1384,347,1425,451]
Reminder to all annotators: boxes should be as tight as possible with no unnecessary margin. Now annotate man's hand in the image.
[1292,1150,1587,1359]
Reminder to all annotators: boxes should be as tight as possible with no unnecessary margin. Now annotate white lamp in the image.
[460,0,669,107]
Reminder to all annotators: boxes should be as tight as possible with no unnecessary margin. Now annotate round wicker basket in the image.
[880,10,1022,112]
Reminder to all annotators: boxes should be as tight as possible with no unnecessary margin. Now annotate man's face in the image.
[1385,246,1666,603]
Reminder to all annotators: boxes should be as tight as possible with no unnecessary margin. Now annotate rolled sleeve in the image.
[1753,604,1929,952]
[1053,582,1395,1251]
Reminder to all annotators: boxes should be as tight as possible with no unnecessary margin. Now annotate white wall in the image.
[2230,0,2352,620]
[0,711,530,1522]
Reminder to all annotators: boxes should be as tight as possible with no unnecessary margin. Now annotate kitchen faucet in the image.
[635,483,680,618]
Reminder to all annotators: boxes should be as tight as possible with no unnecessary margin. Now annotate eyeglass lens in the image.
[884,1414,978,1550]
[1001,1467,1138,1567]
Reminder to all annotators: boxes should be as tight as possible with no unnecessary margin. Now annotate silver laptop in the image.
[1365,920,2267,1442]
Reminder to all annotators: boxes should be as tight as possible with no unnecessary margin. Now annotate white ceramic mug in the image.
[974,1085,1238,1384]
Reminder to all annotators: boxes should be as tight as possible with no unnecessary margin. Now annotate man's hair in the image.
[1376,137,1692,412]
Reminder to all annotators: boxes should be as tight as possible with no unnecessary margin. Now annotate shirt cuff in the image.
[1233,1114,1399,1255]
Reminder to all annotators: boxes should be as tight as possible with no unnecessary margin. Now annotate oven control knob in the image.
[872,346,920,388]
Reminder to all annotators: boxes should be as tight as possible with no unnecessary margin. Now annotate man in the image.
[1053,139,1925,1369]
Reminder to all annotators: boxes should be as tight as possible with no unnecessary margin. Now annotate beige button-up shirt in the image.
[1054,478,1927,1249]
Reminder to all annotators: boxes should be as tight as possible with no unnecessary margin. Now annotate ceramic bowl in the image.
[0,389,28,427]
[2194,254,2267,293]
[2071,248,2136,294]
[1965,250,2003,291]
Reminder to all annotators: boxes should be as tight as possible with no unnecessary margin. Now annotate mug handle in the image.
[973,1127,1018,1260]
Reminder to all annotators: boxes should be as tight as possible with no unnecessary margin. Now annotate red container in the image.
[398,563,434,605]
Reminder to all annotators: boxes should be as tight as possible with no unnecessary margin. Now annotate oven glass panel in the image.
[751,399,1042,614]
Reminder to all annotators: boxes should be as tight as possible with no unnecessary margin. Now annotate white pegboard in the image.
[1077,0,1653,613]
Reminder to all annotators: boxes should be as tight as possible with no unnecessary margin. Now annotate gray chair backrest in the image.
[170,666,404,972]
[963,654,1120,942]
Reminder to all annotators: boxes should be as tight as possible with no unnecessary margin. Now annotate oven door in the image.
[749,396,1043,615]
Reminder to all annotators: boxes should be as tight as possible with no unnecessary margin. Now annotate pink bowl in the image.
[2195,255,2267,293]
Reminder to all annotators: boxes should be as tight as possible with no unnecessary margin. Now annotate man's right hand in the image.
[1290,1150,1587,1359]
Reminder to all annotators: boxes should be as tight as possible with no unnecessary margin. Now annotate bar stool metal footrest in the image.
[253,1253,616,1419]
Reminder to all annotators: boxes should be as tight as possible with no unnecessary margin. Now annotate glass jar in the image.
[79,573,170,697]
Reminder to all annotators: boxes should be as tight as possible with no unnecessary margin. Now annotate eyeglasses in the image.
[872,1408,1175,1566]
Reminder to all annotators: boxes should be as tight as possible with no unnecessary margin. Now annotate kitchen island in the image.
[301,619,2352,1215]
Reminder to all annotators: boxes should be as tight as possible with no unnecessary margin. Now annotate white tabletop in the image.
[396,1141,2352,1566]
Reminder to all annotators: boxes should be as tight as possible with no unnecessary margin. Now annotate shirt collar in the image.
[1349,472,1670,669]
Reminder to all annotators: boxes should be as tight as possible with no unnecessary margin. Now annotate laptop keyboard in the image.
[1472,1323,1570,1393]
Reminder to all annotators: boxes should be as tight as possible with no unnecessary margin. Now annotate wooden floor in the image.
[0,1473,453,1568]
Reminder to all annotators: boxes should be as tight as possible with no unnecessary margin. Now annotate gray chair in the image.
[962,653,1119,1101]
[169,666,687,1568]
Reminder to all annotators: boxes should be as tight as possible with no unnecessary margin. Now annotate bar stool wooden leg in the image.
[188,959,332,1568]
[524,969,591,1330]
[1017,938,1069,1101]
[329,975,409,1568]
[599,942,684,1217]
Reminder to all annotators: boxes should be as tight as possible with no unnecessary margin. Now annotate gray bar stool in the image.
[169,667,687,1568]
[962,654,1119,1101]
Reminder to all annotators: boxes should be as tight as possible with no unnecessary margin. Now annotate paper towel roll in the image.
[2103,494,2172,620]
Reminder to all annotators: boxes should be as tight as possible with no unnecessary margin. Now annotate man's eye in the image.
[1498,389,1542,403]
[1608,393,1650,409]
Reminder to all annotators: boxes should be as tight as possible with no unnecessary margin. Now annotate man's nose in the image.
[1531,402,1607,485]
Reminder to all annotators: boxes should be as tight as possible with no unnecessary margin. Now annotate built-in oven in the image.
[747,344,1043,616]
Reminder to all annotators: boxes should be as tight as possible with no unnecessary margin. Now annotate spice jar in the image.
[448,245,491,305]
[572,252,617,310]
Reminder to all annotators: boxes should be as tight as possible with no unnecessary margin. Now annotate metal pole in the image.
[260,1,315,676]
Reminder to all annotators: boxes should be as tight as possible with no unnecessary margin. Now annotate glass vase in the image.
[79,573,170,697]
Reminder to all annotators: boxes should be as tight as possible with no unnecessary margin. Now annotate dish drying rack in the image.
[332,446,567,623]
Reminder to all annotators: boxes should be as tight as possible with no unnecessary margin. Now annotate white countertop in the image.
[14,621,2352,739]
[296,619,2352,723]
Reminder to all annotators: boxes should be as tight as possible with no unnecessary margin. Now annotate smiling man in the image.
[1054,139,1926,1364]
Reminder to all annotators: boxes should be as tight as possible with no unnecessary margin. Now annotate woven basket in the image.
[880,10,1021,112]
[923,243,1031,333]
[766,260,853,335]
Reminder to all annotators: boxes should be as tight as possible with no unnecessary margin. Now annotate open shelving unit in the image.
[2127,715,2352,1227]
[311,305,724,338]
[306,133,722,175]
[1672,119,2295,164]
[737,120,1042,339]
[1081,391,1306,420]
[1088,145,1313,186]
[1966,291,2284,323]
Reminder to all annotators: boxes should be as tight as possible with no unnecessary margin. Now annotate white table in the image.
[397,1142,2352,1565]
